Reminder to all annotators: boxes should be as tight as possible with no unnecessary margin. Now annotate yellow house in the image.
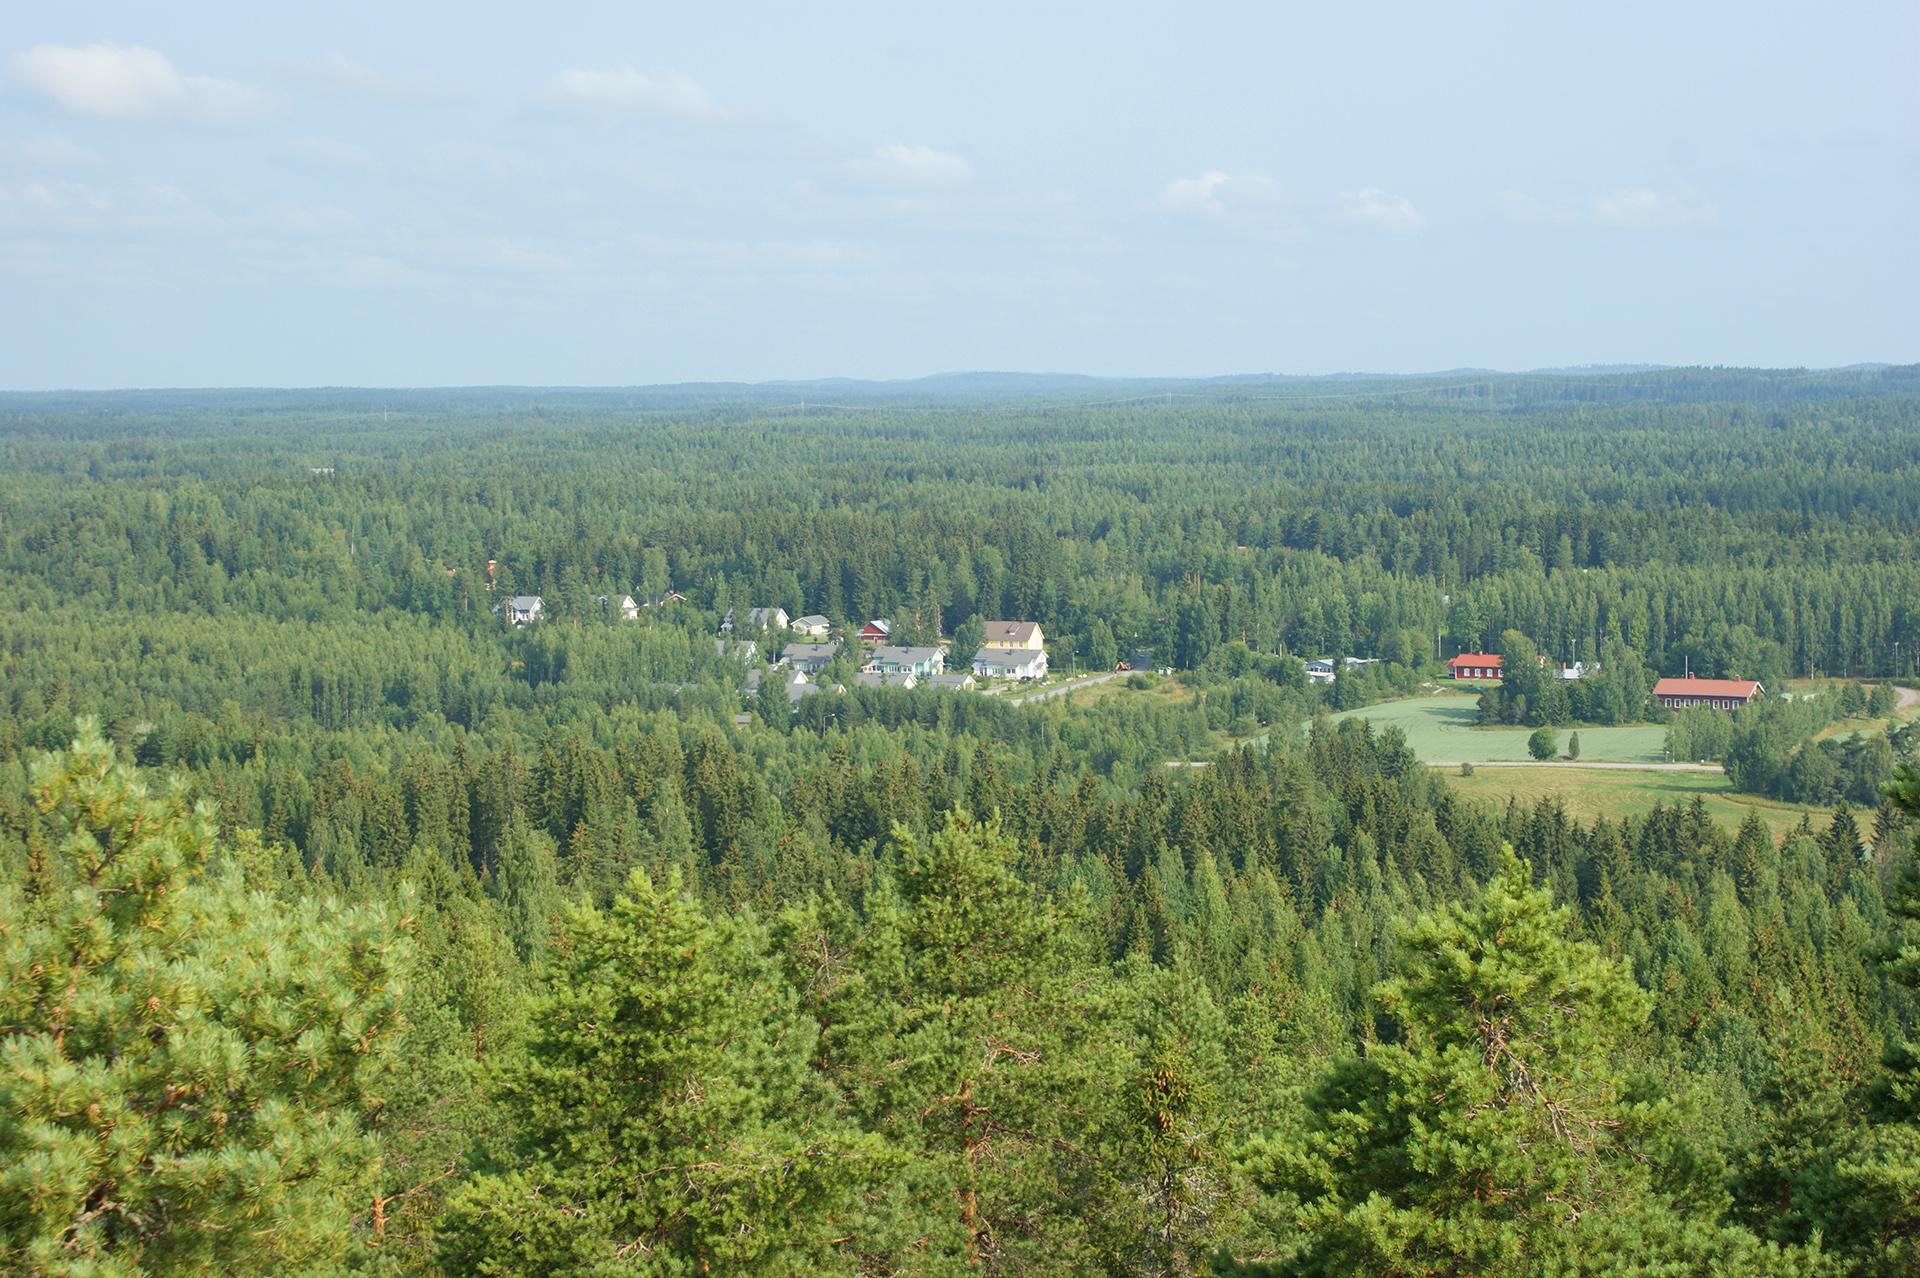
[982,620,1044,651]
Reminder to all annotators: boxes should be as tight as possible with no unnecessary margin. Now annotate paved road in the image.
[1007,670,1124,704]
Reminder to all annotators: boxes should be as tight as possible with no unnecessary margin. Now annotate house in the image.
[722,606,790,634]
[982,620,1045,651]
[1343,656,1379,669]
[1652,677,1763,711]
[870,645,944,678]
[1448,653,1503,681]
[715,638,759,665]
[777,669,821,707]
[792,614,831,638]
[642,590,688,608]
[858,619,892,645]
[779,641,840,675]
[596,593,640,620]
[856,670,918,689]
[1304,658,1336,684]
[926,672,977,691]
[1558,661,1596,681]
[503,595,543,626]
[973,646,1048,680]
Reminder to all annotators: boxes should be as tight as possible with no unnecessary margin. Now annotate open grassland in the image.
[1438,765,1826,840]
[1331,692,1668,763]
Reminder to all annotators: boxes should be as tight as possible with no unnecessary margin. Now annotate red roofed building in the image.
[858,619,892,645]
[1447,653,1503,681]
[1653,677,1763,711]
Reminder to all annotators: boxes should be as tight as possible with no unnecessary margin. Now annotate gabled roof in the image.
[983,620,1039,644]
[1448,652,1502,667]
[781,642,839,663]
[973,645,1042,669]
[506,595,542,609]
[793,613,830,628]
[860,618,892,635]
[872,645,941,665]
[1653,677,1762,698]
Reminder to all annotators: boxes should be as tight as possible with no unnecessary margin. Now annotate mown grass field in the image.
[1437,766,1825,840]
[1330,692,1668,763]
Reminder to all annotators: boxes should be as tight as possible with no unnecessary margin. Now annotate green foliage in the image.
[1529,725,1559,760]
[1229,847,1811,1276]
[0,724,405,1277]
[439,869,877,1276]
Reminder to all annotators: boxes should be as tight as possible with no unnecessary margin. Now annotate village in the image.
[494,589,1777,721]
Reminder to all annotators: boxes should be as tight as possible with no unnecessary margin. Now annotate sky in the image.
[1,2,1914,388]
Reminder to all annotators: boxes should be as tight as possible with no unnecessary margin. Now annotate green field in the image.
[1330,692,1668,763]
[1438,766,1824,840]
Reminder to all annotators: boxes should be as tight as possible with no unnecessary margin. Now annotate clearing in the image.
[1439,766,1827,841]
[1329,692,1668,763]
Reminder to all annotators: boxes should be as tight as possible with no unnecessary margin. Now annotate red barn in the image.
[858,619,892,645]
[1447,653,1503,681]
[1652,677,1763,711]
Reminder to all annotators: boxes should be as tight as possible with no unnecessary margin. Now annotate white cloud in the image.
[850,144,972,189]
[544,66,718,121]
[1331,187,1424,234]
[1589,187,1717,229]
[1161,171,1296,234]
[9,43,263,122]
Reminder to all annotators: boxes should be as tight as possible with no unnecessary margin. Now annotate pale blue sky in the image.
[2,2,1913,387]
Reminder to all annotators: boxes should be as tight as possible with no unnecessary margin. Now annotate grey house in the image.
[780,641,841,675]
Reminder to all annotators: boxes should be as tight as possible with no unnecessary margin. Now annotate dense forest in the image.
[5,366,1920,1275]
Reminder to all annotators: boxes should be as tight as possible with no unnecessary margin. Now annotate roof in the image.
[506,595,542,609]
[861,619,892,634]
[793,614,830,628]
[856,671,917,688]
[872,645,941,665]
[983,620,1039,644]
[973,645,1042,669]
[781,642,839,662]
[1448,653,1502,667]
[1653,677,1763,699]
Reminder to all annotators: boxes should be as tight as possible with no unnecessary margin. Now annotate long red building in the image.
[1652,676,1763,710]
[1447,653,1503,681]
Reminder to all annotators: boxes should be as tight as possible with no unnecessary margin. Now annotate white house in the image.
[792,614,832,638]
[596,593,640,620]
[503,595,543,626]
[926,672,977,691]
[973,645,1048,680]
[870,645,945,678]
[723,606,790,635]
[856,670,918,689]
[1304,658,1336,684]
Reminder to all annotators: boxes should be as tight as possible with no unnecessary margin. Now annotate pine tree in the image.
[439,869,876,1277]
[0,725,406,1276]
[1227,847,1810,1276]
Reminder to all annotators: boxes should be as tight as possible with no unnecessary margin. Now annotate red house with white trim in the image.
[1448,653,1503,681]
[1652,677,1763,711]
[858,619,892,645]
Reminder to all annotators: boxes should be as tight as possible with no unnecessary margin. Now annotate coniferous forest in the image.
[5,367,1920,1275]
